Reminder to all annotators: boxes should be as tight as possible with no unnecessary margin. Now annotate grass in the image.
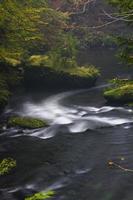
[0,158,16,175]
[8,117,48,129]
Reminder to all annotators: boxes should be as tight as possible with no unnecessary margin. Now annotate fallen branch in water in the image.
[108,161,133,172]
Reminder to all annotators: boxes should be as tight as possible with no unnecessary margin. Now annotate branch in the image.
[108,161,133,172]
[102,9,133,22]
[71,0,96,15]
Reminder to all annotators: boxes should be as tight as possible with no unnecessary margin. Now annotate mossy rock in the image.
[25,190,55,200]
[127,102,133,107]
[104,84,133,103]
[0,158,16,176]
[109,78,133,86]
[24,65,99,89]
[64,66,100,78]
[8,117,48,129]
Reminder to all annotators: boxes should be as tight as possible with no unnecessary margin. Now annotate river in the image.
[0,49,133,200]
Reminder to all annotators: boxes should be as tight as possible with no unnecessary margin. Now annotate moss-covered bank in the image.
[104,79,133,103]
[8,117,48,129]
[0,53,100,112]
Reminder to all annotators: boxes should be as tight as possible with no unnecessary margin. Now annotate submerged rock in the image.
[0,158,16,176]
[25,190,55,200]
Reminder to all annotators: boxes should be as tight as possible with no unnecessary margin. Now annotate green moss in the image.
[104,83,133,103]
[65,66,100,78]
[28,55,49,67]
[4,57,21,67]
[109,78,133,86]
[25,190,55,200]
[28,54,99,79]
[0,158,16,175]
[84,33,117,48]
[8,117,48,129]
[127,102,133,107]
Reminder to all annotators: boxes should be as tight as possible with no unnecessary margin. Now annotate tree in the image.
[107,0,133,65]
[0,0,69,61]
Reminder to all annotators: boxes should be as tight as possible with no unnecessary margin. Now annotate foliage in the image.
[84,33,117,48]
[0,0,69,60]
[8,117,48,129]
[107,0,133,65]
[0,0,81,109]
[0,158,16,175]
[28,33,78,70]
[0,0,100,102]
[46,34,78,70]
[25,190,55,200]
[108,0,133,13]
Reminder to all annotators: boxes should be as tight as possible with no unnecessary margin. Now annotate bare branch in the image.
[71,0,96,15]
[102,9,133,22]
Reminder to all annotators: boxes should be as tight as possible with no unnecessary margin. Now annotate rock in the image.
[104,84,133,103]
[8,117,48,129]
[24,66,99,89]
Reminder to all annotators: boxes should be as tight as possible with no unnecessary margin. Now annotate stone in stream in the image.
[8,116,48,129]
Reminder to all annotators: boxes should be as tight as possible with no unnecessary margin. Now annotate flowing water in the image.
[0,49,133,200]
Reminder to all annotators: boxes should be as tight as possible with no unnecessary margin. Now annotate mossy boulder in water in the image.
[25,190,55,200]
[24,65,100,89]
[104,79,133,103]
[0,158,16,176]
[8,117,48,129]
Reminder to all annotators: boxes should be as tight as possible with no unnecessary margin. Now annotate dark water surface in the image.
[0,49,133,200]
